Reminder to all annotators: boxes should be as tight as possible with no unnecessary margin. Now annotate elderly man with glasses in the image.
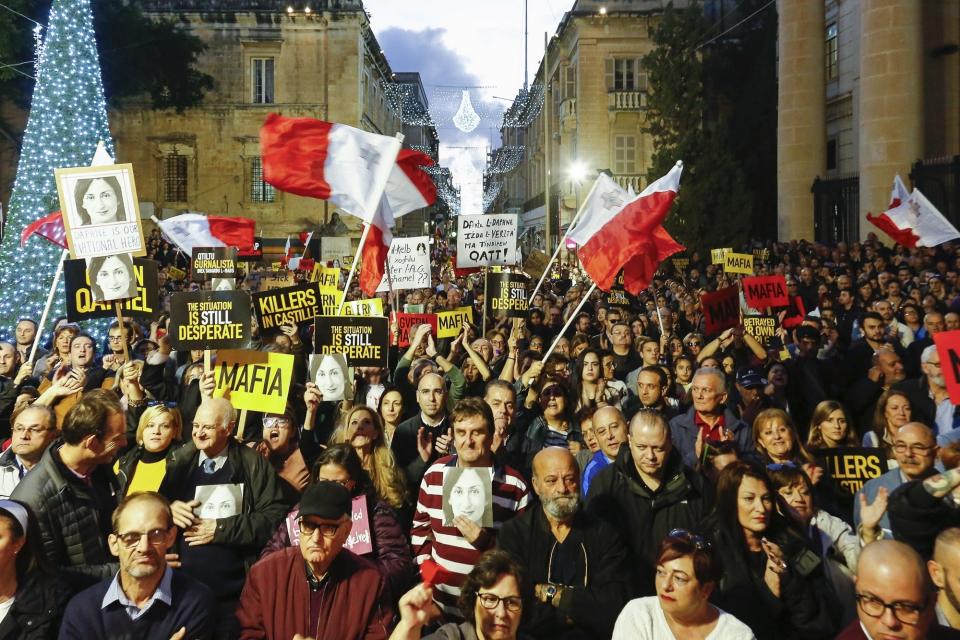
[59,492,217,639]
[237,481,394,639]
[0,404,57,498]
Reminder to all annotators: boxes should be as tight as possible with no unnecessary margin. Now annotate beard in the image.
[542,493,581,520]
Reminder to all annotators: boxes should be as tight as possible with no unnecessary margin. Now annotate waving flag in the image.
[153,213,255,254]
[21,210,67,248]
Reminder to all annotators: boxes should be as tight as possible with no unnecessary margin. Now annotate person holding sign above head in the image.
[411,398,529,619]
[249,407,311,506]
[74,176,125,225]
[87,254,137,303]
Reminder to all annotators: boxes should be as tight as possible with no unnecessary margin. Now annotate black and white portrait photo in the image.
[441,466,493,527]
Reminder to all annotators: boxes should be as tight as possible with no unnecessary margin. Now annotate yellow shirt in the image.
[122,458,167,495]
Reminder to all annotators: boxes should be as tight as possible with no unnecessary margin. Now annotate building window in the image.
[614,58,635,90]
[563,64,576,99]
[825,24,838,81]
[252,57,275,104]
[162,155,188,202]
[826,138,838,171]
[250,157,275,203]
[613,135,637,174]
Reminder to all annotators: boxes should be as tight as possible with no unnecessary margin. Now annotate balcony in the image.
[559,97,577,133]
[614,175,644,192]
[608,91,648,111]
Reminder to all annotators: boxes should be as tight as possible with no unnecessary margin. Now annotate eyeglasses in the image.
[12,425,50,435]
[667,528,711,550]
[476,592,523,613]
[298,518,345,538]
[540,386,564,399]
[115,528,169,549]
[893,443,935,455]
[263,417,292,429]
[766,461,798,471]
[685,341,702,347]
[856,592,925,625]
[107,336,124,342]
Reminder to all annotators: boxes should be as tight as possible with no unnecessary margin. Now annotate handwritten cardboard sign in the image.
[314,316,388,368]
[377,236,431,291]
[168,290,251,350]
[213,349,295,414]
[456,214,519,268]
[64,258,159,321]
[701,285,740,336]
[743,275,789,309]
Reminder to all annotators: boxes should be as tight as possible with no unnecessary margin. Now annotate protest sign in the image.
[213,349,295,414]
[743,275,789,309]
[816,447,888,497]
[934,331,960,405]
[211,277,235,291]
[393,313,438,347]
[437,307,474,339]
[672,258,690,272]
[486,272,529,319]
[314,316,388,368]
[343,298,384,317]
[252,282,321,332]
[743,315,779,347]
[258,270,296,291]
[194,484,243,519]
[711,248,731,264]
[167,265,187,281]
[376,236,431,291]
[442,467,493,527]
[752,247,771,263]
[285,496,372,555]
[192,247,237,281]
[456,214,519,267]
[236,237,263,262]
[55,163,146,260]
[64,258,159,321]
[701,285,740,336]
[308,353,352,402]
[723,252,754,275]
[168,290,250,350]
[311,265,340,289]
[318,236,353,266]
[404,304,425,314]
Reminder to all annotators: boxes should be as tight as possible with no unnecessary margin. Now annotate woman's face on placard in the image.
[315,355,346,400]
[449,468,486,523]
[82,178,120,224]
[96,256,132,299]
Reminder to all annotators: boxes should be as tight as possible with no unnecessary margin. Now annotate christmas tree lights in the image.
[0,0,115,344]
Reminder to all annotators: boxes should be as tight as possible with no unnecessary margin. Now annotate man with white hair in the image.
[668,368,752,468]
[894,344,956,436]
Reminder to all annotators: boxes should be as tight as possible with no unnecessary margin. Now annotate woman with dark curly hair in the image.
[390,549,527,640]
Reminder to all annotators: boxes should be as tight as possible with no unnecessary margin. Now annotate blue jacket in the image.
[668,406,753,469]
[581,450,613,497]
[853,467,905,537]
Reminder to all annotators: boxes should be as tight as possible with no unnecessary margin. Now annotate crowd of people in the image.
[1,235,960,639]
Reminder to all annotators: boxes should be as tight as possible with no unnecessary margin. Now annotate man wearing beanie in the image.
[236,481,394,639]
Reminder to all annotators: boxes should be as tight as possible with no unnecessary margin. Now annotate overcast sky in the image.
[363,0,567,213]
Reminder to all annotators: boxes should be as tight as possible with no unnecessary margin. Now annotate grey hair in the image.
[921,344,939,365]
[693,367,726,390]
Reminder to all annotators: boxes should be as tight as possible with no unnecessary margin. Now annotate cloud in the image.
[378,27,481,89]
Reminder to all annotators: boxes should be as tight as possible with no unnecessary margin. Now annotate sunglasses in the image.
[146,400,177,409]
[667,528,711,550]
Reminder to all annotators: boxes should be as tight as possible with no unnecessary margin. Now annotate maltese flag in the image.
[867,175,960,247]
[153,213,255,254]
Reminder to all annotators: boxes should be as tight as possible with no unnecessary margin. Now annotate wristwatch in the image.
[544,584,558,604]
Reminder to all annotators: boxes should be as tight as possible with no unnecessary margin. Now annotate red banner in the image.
[935,331,960,405]
[743,275,789,309]
[393,313,438,347]
[701,285,740,336]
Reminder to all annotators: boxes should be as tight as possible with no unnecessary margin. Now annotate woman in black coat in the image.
[701,461,834,640]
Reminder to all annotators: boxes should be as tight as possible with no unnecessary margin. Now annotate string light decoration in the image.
[452,89,481,133]
[384,83,436,128]
[485,146,525,174]
[0,0,115,343]
[482,181,503,213]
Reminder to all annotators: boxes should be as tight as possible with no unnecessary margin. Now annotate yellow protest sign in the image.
[311,265,341,288]
[723,252,754,275]
[318,286,340,315]
[343,298,384,316]
[710,248,728,264]
[436,307,474,338]
[166,265,187,281]
[213,349,295,414]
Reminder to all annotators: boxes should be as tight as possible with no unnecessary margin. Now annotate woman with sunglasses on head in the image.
[703,461,834,639]
[115,403,183,496]
[391,549,528,640]
[517,375,584,473]
[260,443,413,596]
[249,407,311,506]
[612,530,755,639]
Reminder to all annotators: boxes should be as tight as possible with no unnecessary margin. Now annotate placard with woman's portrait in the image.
[54,163,146,259]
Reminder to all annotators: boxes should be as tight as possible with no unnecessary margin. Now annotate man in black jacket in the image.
[498,447,629,639]
[390,372,453,495]
[12,389,127,590]
[588,410,713,595]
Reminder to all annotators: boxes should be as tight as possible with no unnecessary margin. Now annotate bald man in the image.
[837,540,960,639]
[581,406,627,496]
[930,528,960,629]
[159,398,286,637]
[499,448,629,639]
[391,372,452,493]
[587,411,713,595]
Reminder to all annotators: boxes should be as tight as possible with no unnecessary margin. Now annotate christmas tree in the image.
[0,0,114,342]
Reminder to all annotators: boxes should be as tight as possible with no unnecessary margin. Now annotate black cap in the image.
[299,481,352,521]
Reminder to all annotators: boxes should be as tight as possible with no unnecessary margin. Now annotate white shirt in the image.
[0,597,14,626]
[612,596,756,640]
[198,450,228,473]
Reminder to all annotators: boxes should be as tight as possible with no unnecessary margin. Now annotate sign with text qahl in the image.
[456,214,518,268]
[168,290,250,350]
[213,349,295,414]
[314,316,388,368]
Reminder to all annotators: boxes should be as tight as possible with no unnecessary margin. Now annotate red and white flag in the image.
[867,175,960,247]
[153,213,255,254]
[360,150,437,296]
[569,163,685,294]
[21,210,67,249]
[260,114,402,223]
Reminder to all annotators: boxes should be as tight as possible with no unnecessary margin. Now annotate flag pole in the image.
[542,282,597,359]
[29,247,69,364]
[337,222,372,315]
[482,268,489,336]
[527,174,602,305]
